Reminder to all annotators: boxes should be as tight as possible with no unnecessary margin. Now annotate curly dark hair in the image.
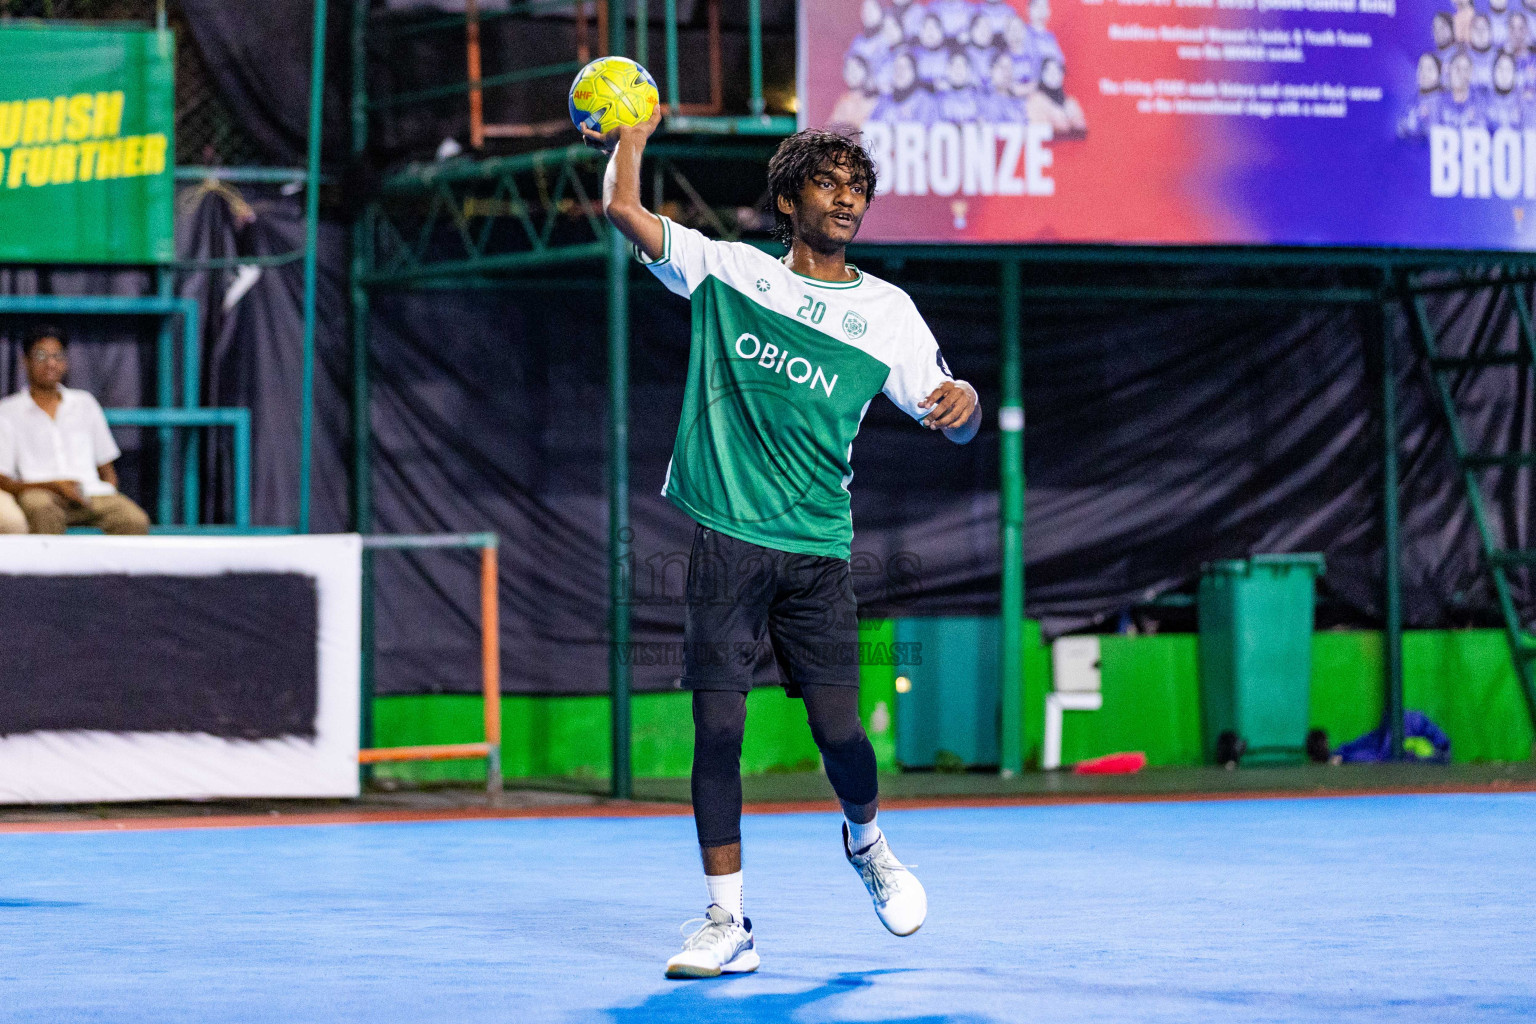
[765,126,878,246]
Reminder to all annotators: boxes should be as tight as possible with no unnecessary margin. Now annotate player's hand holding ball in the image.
[569,56,662,154]
[580,103,661,155]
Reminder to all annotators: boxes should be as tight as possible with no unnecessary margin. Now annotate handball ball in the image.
[569,56,660,135]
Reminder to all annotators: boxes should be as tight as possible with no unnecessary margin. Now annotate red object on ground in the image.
[1074,752,1148,775]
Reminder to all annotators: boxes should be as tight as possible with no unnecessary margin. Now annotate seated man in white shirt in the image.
[0,326,150,535]
[0,417,28,533]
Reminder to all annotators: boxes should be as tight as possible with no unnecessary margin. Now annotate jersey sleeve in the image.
[633,216,724,298]
[881,297,955,422]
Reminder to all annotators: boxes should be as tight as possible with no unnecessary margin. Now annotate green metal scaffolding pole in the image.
[608,10,633,801]
[747,0,765,116]
[998,259,1025,776]
[299,0,330,534]
[154,268,176,526]
[1381,274,1406,759]
[664,0,680,112]
[635,0,648,68]
[352,0,376,765]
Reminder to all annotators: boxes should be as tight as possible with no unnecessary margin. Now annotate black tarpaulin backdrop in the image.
[179,0,352,167]
[363,274,1536,696]
[175,184,352,530]
[6,6,1535,697]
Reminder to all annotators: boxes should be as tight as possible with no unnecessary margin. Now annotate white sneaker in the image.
[844,823,927,936]
[664,903,760,979]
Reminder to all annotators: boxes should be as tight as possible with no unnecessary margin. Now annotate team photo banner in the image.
[799,0,1534,249]
[0,26,174,264]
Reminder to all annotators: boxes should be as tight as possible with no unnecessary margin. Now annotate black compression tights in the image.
[691,685,879,849]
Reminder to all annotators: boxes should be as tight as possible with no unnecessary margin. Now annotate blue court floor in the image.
[2,793,1534,1023]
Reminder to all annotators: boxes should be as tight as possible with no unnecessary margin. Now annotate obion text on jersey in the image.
[734,332,840,398]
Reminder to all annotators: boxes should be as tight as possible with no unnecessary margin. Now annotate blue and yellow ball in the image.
[568,56,659,135]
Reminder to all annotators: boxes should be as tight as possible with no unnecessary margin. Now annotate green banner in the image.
[0,26,174,264]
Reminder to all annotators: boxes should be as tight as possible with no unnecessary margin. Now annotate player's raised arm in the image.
[581,105,665,261]
[883,302,983,446]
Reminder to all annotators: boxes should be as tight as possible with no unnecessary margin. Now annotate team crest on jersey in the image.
[842,310,867,339]
[756,278,771,292]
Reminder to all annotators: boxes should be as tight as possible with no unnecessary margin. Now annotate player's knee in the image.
[693,701,746,764]
[809,715,867,754]
[696,717,746,758]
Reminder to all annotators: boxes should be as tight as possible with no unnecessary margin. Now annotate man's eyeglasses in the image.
[28,352,67,364]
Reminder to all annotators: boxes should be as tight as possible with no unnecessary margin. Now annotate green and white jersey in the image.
[639,216,953,560]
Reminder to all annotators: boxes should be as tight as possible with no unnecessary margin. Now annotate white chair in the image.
[1044,635,1103,770]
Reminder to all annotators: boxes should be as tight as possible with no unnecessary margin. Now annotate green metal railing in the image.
[173,166,310,184]
[297,0,329,534]
[104,407,253,528]
[1402,271,1536,733]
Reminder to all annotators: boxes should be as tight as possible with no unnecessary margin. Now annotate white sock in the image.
[846,814,882,854]
[705,871,744,924]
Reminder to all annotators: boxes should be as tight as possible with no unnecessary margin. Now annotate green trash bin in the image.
[1197,554,1325,765]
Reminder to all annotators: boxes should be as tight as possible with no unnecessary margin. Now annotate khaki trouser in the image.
[17,489,151,535]
[0,491,25,534]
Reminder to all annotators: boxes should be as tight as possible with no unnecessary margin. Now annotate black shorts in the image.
[682,524,860,696]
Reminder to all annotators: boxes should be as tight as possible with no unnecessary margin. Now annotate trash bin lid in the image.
[1202,553,1326,577]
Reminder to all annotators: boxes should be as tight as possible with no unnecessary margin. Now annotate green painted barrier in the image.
[369,620,1532,784]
